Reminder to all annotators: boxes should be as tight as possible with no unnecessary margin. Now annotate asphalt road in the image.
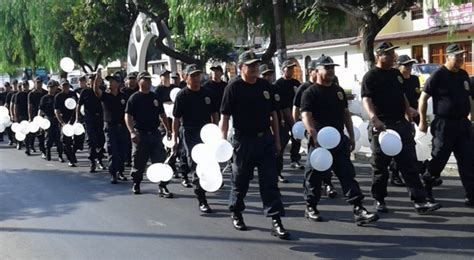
[1,141,473,260]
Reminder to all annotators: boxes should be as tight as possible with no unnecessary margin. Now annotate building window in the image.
[344,51,348,68]
[411,2,423,20]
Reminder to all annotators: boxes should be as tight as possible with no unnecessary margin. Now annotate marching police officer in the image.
[259,64,288,183]
[13,81,30,154]
[39,80,63,162]
[72,76,88,153]
[220,50,290,239]
[203,62,227,118]
[301,55,378,225]
[0,82,13,144]
[293,59,337,197]
[54,79,78,167]
[5,80,19,146]
[93,70,129,184]
[28,77,48,157]
[124,71,173,197]
[122,71,139,167]
[418,44,474,206]
[77,74,106,172]
[274,60,303,169]
[362,41,440,214]
[172,64,219,213]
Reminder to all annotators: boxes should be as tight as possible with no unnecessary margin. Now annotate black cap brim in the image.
[243,59,261,65]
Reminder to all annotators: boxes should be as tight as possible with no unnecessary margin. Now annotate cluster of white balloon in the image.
[10,116,51,141]
[0,107,12,133]
[60,98,85,137]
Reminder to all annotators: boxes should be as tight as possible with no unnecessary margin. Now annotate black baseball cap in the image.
[314,55,339,67]
[158,68,171,77]
[47,80,59,88]
[105,74,121,82]
[446,44,466,55]
[307,60,319,71]
[210,62,223,72]
[171,72,179,79]
[238,50,261,65]
[259,64,274,76]
[22,80,29,86]
[375,41,399,55]
[12,79,18,85]
[60,79,70,86]
[79,75,87,82]
[281,60,296,69]
[397,55,417,65]
[126,71,138,79]
[34,76,42,82]
[183,64,202,75]
[137,71,152,80]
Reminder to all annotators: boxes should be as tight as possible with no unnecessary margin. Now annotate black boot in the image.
[90,161,97,173]
[374,199,388,213]
[354,205,379,226]
[158,185,174,198]
[199,200,212,213]
[414,201,442,214]
[110,173,118,184]
[271,217,290,240]
[325,185,338,198]
[132,182,141,194]
[304,206,322,222]
[118,172,128,181]
[45,149,51,161]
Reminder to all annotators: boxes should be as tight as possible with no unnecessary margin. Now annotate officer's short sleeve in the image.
[27,92,33,105]
[220,82,235,115]
[53,94,60,109]
[361,71,374,98]
[423,74,437,96]
[125,95,135,115]
[300,88,314,113]
[470,77,474,98]
[339,86,349,108]
[293,83,306,107]
[157,98,165,115]
[172,92,184,118]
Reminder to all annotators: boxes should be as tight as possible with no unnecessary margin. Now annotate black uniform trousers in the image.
[130,130,168,187]
[424,117,474,200]
[368,119,427,203]
[27,130,46,153]
[276,123,290,175]
[85,117,105,162]
[304,136,364,207]
[61,130,76,163]
[45,117,63,156]
[182,127,207,203]
[176,126,190,177]
[104,123,129,175]
[229,130,284,217]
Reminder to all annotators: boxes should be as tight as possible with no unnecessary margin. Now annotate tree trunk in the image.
[261,31,276,64]
[273,0,287,66]
[360,22,379,71]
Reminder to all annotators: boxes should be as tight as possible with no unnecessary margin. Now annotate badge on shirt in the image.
[121,99,126,105]
[397,76,404,84]
[205,97,211,105]
[263,91,270,100]
[337,92,344,100]
[274,94,280,102]
[153,99,159,107]
[464,81,470,91]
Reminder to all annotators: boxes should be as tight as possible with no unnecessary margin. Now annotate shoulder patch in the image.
[121,99,126,105]
[263,90,270,100]
[337,91,344,100]
[274,94,280,102]
[153,99,159,107]
[397,76,404,84]
[464,81,470,91]
[205,97,211,105]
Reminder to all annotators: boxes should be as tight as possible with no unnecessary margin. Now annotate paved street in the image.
[1,142,473,260]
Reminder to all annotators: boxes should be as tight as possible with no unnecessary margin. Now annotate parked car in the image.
[411,63,441,87]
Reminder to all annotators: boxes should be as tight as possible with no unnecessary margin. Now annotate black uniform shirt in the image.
[301,83,348,133]
[173,87,218,128]
[293,82,312,108]
[179,81,187,89]
[404,75,421,110]
[220,77,276,132]
[54,92,77,123]
[0,91,7,106]
[125,91,164,131]
[122,86,138,101]
[361,67,406,122]
[78,88,103,121]
[13,91,29,119]
[39,94,56,120]
[5,91,17,108]
[274,78,300,109]
[100,91,127,125]
[202,80,227,113]
[155,85,174,103]
[28,89,47,116]
[424,66,473,119]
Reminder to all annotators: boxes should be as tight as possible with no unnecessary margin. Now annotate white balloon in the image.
[309,147,333,171]
[170,88,181,102]
[200,123,221,145]
[19,121,29,135]
[40,118,51,130]
[378,129,401,144]
[199,171,223,193]
[0,124,5,133]
[151,74,160,86]
[33,116,43,124]
[348,100,363,115]
[427,97,433,116]
[0,114,10,125]
[163,103,174,119]
[344,126,361,141]
[352,141,362,154]
[11,122,20,133]
[380,133,403,156]
[27,122,40,133]
[358,121,370,147]
[213,139,233,162]
[162,136,174,148]
[80,105,85,116]
[0,106,9,116]
[60,57,75,73]
[65,98,77,110]
[62,124,74,137]
[191,143,213,164]
[73,123,85,136]
[196,161,221,179]
[317,126,341,149]
[351,115,364,128]
[146,163,174,183]
[15,132,26,141]
[4,120,12,127]
[28,80,35,89]
[292,121,306,140]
